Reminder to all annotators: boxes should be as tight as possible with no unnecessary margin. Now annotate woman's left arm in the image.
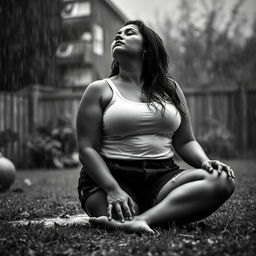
[172,83,235,178]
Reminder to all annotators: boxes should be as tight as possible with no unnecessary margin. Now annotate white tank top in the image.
[100,78,181,160]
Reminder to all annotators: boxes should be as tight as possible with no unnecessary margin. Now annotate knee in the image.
[84,191,108,217]
[208,170,235,199]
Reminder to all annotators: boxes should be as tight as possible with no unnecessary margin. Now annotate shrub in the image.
[0,129,19,149]
[25,117,79,168]
[197,117,237,159]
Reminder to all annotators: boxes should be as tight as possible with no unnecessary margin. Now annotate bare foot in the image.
[89,216,154,234]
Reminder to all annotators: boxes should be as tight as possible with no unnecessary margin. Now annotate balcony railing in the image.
[56,41,92,65]
[61,1,91,19]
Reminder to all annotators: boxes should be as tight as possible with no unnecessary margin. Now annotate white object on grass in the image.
[11,214,89,228]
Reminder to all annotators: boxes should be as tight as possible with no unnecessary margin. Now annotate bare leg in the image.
[85,190,140,217]
[85,169,235,233]
[85,190,154,233]
[89,216,155,234]
[136,169,235,227]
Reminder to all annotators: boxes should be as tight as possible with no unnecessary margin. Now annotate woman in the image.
[76,20,235,234]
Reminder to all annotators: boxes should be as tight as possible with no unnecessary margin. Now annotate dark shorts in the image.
[77,157,185,214]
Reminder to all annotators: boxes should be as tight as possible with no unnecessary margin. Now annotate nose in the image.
[115,33,123,41]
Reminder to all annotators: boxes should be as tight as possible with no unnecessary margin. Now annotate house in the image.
[56,0,127,88]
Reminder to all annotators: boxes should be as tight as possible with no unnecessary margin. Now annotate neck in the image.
[117,57,143,85]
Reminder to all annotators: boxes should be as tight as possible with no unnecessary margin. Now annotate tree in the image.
[153,0,255,88]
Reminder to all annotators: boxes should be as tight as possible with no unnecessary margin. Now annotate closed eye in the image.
[126,28,137,35]
[114,28,138,39]
[127,31,135,35]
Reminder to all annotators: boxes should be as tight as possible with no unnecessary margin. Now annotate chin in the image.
[112,48,126,59]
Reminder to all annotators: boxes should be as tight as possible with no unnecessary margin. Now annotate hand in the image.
[201,159,235,179]
[107,188,136,222]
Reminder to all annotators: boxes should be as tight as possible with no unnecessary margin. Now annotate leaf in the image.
[28,248,36,256]
[207,238,215,245]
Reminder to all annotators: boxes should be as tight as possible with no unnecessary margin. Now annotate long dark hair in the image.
[109,20,185,116]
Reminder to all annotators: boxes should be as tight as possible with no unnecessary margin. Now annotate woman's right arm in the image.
[76,80,135,221]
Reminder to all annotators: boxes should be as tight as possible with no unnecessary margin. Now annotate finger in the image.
[211,160,219,168]
[128,197,136,215]
[208,165,214,172]
[121,202,132,220]
[224,166,232,178]
[217,164,222,175]
[225,166,231,177]
[209,160,223,174]
[107,203,113,221]
[115,203,125,222]
[221,165,235,179]
[230,168,235,178]
[202,162,213,173]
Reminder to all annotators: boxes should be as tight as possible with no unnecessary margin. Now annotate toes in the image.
[89,216,107,226]
[134,226,155,236]
[134,220,155,235]
[152,228,160,236]
[144,227,155,235]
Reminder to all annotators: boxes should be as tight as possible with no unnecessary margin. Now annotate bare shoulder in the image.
[84,79,108,95]
[80,79,108,101]
[80,79,112,109]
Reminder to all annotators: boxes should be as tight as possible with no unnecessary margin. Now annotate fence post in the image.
[29,85,40,135]
[240,86,248,152]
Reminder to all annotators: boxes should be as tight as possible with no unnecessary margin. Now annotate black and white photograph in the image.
[0,0,255,255]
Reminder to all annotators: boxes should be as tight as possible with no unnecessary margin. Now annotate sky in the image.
[111,0,256,37]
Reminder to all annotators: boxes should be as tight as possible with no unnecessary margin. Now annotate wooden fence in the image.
[185,86,256,152]
[0,92,29,167]
[0,85,255,168]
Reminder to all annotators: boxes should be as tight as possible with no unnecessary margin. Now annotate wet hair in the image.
[109,19,185,116]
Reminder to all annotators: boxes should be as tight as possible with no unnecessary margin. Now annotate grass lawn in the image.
[0,160,255,255]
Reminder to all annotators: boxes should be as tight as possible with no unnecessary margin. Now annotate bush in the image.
[0,129,19,149]
[197,117,237,159]
[25,117,79,168]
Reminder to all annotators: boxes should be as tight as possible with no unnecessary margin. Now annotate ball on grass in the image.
[0,153,16,192]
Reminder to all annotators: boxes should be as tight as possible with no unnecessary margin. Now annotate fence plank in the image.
[0,94,6,157]
[0,86,255,168]
[12,95,18,164]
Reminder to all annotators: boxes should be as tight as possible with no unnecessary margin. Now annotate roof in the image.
[104,0,128,22]
[62,0,128,22]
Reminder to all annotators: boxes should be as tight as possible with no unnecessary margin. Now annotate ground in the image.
[0,160,255,256]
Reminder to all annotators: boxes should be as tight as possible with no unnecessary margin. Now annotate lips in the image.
[114,41,125,47]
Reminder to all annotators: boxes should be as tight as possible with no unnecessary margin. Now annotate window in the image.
[61,1,91,19]
[81,32,92,42]
[93,24,104,55]
[56,43,74,57]
[56,41,89,58]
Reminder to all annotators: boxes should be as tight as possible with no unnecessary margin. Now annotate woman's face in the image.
[111,24,144,59]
